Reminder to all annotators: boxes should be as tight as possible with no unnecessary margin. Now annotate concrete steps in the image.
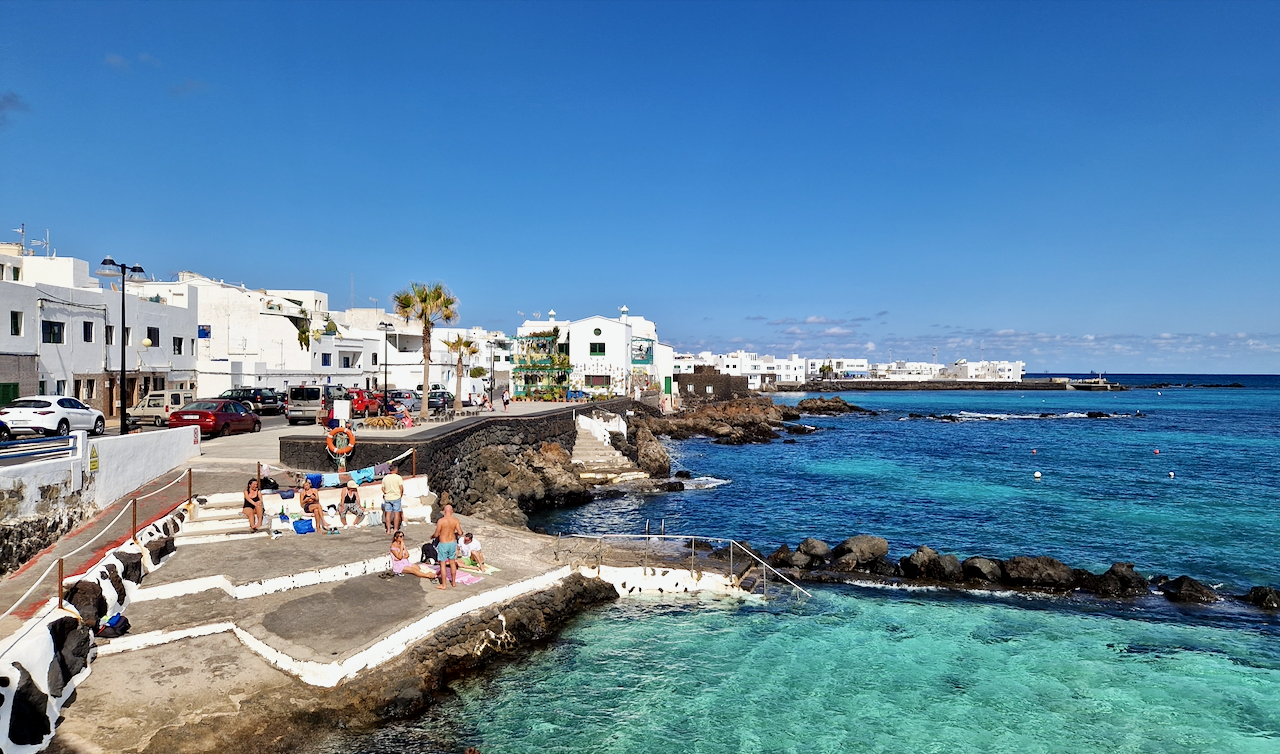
[571,432,647,484]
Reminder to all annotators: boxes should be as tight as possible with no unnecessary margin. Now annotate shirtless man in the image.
[431,504,464,590]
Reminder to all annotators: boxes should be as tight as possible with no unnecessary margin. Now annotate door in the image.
[58,398,93,430]
[231,401,253,431]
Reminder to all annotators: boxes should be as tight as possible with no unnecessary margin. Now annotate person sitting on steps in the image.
[300,479,336,533]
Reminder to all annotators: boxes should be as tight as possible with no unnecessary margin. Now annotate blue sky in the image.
[3,1,1279,372]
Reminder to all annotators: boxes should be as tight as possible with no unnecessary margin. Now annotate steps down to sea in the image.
[570,432,648,484]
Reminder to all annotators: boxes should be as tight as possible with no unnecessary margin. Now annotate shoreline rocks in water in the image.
[631,397,796,445]
[795,396,877,416]
[450,441,593,528]
[761,535,1274,611]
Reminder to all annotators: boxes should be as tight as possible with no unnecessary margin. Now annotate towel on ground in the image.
[321,473,341,488]
[305,473,323,488]
[374,463,391,476]
[351,467,376,484]
[459,560,498,574]
[430,566,484,586]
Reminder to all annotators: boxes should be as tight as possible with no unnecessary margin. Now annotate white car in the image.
[0,396,106,436]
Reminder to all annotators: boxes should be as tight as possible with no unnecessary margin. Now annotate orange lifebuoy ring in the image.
[326,427,356,455]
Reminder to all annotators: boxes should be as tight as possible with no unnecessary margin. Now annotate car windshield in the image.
[7,399,52,409]
[182,402,222,412]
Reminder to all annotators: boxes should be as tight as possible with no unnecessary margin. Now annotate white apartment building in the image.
[806,357,871,379]
[708,351,808,390]
[137,274,381,395]
[514,307,674,402]
[940,359,1026,381]
[869,360,946,380]
[338,307,512,399]
[0,244,199,415]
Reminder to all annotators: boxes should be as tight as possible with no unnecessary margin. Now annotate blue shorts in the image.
[437,542,458,561]
[381,498,402,513]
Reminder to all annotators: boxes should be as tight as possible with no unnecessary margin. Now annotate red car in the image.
[169,399,262,437]
[346,389,381,417]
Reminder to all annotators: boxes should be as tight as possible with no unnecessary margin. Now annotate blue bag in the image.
[293,518,315,535]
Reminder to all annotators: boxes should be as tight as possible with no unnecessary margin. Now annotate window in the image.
[146,326,160,346]
[589,342,606,356]
[593,328,602,336]
[371,353,378,366]
[687,384,694,393]
[86,380,95,400]
[55,380,66,396]
[38,380,46,395]
[173,337,183,355]
[105,325,115,346]
[10,266,18,281]
[321,353,332,367]
[9,311,21,337]
[74,379,81,399]
[706,385,715,394]
[342,356,351,369]
[587,375,611,387]
[83,321,94,343]
[41,320,65,344]
[124,327,131,346]
[154,376,164,390]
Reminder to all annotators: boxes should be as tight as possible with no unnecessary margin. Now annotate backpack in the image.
[420,540,439,564]
[260,476,280,491]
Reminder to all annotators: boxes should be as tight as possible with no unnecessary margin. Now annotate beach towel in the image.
[459,561,498,575]
[374,463,391,476]
[306,473,323,488]
[321,473,341,488]
[429,566,484,586]
[351,467,376,484]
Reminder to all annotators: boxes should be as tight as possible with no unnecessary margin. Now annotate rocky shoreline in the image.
[758,535,1280,612]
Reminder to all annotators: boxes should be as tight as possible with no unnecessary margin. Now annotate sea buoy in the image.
[1032,449,1037,455]
[1169,472,1175,478]
[1154,449,1160,455]
[1034,471,1042,479]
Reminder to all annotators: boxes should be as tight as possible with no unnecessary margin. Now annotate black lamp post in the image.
[378,321,393,416]
[96,256,146,436]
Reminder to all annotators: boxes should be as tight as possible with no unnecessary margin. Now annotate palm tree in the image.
[444,334,479,410]
[392,282,458,416]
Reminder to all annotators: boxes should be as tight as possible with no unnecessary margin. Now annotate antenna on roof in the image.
[10,224,25,253]
[30,229,52,257]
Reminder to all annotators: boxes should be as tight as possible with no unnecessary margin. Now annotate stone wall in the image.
[673,373,752,404]
[280,400,635,525]
[0,352,38,397]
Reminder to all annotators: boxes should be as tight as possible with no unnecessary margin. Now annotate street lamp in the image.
[95,256,147,436]
[377,321,393,416]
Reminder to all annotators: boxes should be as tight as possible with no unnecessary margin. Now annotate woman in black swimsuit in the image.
[242,478,263,533]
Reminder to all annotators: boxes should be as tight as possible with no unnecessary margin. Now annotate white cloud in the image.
[104,53,129,70]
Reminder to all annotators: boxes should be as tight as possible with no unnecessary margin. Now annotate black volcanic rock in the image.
[833,535,889,564]
[1001,556,1076,590]
[928,554,964,582]
[962,557,1003,583]
[1159,575,1218,604]
[1088,563,1150,598]
[766,545,792,568]
[1245,586,1280,609]
[797,538,832,560]
[900,546,939,579]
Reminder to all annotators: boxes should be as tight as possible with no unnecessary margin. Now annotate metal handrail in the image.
[566,533,812,599]
[0,434,78,462]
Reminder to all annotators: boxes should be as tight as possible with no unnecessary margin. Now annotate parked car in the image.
[388,389,421,413]
[286,385,350,425]
[346,389,381,417]
[0,420,10,441]
[130,390,196,426]
[0,396,106,436]
[168,399,262,437]
[426,390,455,410]
[219,388,282,415]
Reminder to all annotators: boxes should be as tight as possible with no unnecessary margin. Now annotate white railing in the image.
[559,533,812,599]
[0,434,79,464]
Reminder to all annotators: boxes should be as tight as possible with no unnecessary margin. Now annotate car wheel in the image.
[92,417,105,436]
[0,425,10,442]
[154,416,164,427]
[55,420,70,436]
[217,424,230,438]
[252,421,262,433]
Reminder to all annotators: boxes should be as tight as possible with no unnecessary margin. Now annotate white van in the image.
[131,390,195,426]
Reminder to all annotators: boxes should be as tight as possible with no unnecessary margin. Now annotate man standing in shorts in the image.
[381,463,404,534]
[431,504,464,590]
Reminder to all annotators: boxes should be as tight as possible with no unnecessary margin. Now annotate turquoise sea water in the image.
[323,380,1280,753]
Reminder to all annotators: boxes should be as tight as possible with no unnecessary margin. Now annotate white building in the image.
[136,273,381,396]
[870,360,946,380]
[514,307,674,404]
[940,359,1025,381]
[337,308,513,399]
[0,244,199,416]
[706,351,808,390]
[806,357,871,380]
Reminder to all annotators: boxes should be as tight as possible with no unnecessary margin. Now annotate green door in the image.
[0,383,18,406]
[664,376,671,395]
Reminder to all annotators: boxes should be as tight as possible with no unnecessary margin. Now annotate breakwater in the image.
[774,378,1080,391]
